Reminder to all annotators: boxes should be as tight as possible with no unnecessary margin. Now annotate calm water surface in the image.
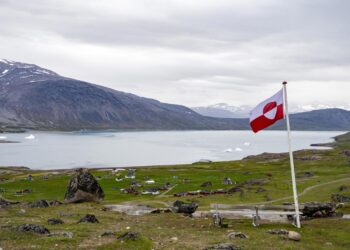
[0,130,343,169]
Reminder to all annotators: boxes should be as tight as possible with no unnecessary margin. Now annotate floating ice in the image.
[244,142,251,146]
[224,148,232,153]
[235,147,243,152]
[25,134,35,140]
[0,136,7,139]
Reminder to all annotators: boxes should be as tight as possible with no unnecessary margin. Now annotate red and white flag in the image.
[249,88,284,133]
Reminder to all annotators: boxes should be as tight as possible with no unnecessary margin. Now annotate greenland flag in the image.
[249,88,284,133]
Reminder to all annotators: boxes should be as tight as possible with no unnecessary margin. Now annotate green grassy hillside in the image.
[1,132,349,249]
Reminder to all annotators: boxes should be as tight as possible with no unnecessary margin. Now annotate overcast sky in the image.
[0,0,349,110]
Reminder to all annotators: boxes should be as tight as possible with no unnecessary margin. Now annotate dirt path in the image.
[157,184,177,198]
[219,176,350,207]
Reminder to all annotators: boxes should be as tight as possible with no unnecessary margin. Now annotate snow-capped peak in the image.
[0,59,61,84]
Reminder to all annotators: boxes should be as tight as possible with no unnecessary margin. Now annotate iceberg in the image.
[25,134,35,140]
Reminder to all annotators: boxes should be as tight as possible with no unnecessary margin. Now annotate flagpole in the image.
[282,81,301,228]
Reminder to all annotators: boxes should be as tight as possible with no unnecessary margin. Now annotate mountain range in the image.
[191,104,251,118]
[0,59,349,131]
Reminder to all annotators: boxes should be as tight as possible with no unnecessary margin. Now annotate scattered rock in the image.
[17,209,26,214]
[17,224,50,234]
[30,200,49,208]
[227,186,243,194]
[48,218,64,225]
[150,208,172,214]
[243,178,267,186]
[117,232,140,241]
[341,150,350,157]
[22,189,32,194]
[303,172,314,178]
[227,232,248,239]
[288,231,301,241]
[48,231,73,238]
[49,200,63,206]
[0,198,19,207]
[297,155,322,161]
[58,211,79,217]
[339,185,349,192]
[172,200,198,215]
[204,243,240,250]
[256,187,266,193]
[267,229,289,235]
[331,194,350,203]
[101,231,116,237]
[170,236,178,241]
[78,214,99,223]
[201,181,212,187]
[64,168,104,203]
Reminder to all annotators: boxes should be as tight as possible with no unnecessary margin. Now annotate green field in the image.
[0,132,350,249]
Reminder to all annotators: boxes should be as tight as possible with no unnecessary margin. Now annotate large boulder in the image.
[172,200,198,214]
[288,231,301,241]
[64,168,104,203]
[301,202,337,218]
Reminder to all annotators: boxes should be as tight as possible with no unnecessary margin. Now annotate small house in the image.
[145,179,155,184]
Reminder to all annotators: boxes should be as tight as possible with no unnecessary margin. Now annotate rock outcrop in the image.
[301,202,339,218]
[64,168,104,203]
[17,224,50,234]
[172,200,198,215]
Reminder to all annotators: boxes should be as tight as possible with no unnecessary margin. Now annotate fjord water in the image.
[0,130,343,170]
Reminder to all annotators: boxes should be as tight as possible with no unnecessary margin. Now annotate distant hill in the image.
[272,108,350,131]
[0,59,349,131]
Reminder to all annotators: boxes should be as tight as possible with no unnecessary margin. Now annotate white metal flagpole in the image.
[282,81,301,228]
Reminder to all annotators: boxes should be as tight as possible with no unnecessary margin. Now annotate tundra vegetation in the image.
[0,132,350,249]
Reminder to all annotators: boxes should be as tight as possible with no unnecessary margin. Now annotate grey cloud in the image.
[0,0,349,108]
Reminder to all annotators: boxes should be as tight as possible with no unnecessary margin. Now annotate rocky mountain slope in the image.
[0,59,349,131]
[0,59,247,130]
